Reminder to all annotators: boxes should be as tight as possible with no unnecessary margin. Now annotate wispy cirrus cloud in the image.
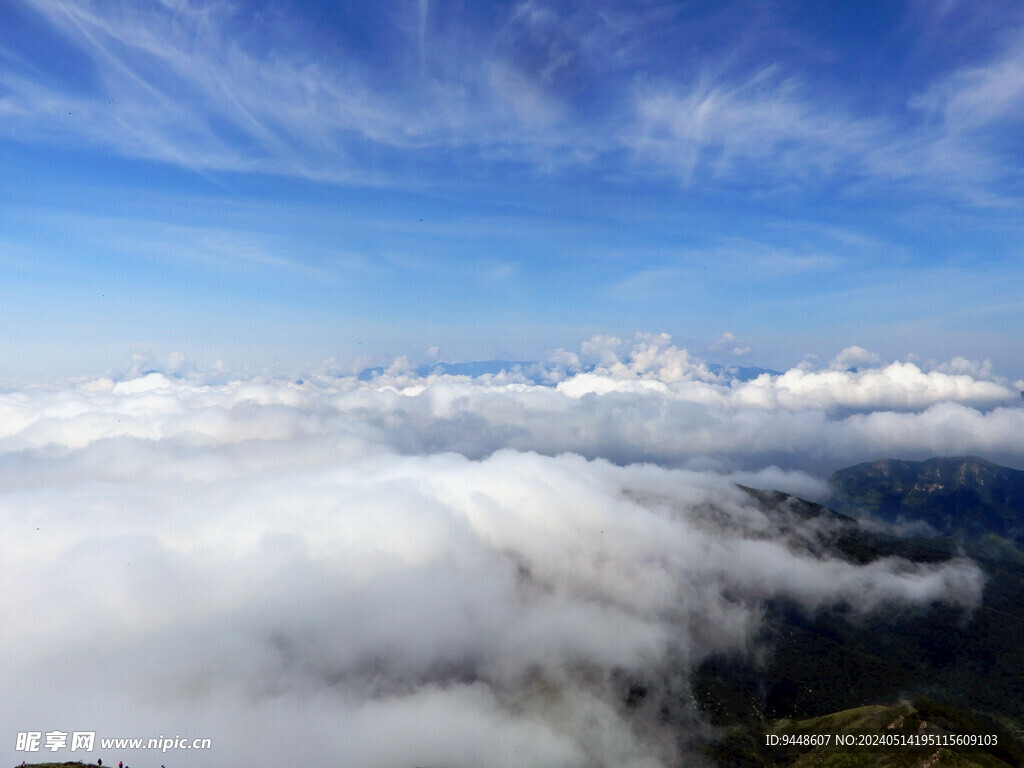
[625,68,883,186]
[623,60,1024,204]
[4,0,1024,203]
[909,28,1024,150]
[1,0,603,180]
[610,237,847,303]
[2,0,449,179]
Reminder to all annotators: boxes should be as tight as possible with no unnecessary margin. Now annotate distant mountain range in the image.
[705,363,782,381]
[356,359,539,381]
[356,360,781,382]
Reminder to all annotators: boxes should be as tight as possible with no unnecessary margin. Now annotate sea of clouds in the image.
[2,334,1019,767]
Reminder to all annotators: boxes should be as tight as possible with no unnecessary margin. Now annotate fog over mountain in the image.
[6,0,1024,764]
[1,335,1017,767]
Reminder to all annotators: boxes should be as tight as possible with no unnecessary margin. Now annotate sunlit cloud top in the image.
[0,338,1000,766]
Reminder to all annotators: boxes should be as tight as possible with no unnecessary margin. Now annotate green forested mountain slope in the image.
[829,457,1024,540]
[699,462,1024,768]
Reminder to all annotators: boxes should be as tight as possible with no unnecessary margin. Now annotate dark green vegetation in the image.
[696,456,1024,768]
[830,456,1024,541]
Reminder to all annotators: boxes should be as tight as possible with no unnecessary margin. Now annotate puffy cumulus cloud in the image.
[2,335,1023,475]
[336,336,1023,473]
[570,333,721,385]
[739,359,1015,413]
[0,340,1003,767]
[830,345,883,371]
[1,336,1022,480]
[709,331,751,358]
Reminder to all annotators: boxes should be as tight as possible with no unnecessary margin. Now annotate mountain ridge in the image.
[829,455,1024,541]
[695,463,1024,766]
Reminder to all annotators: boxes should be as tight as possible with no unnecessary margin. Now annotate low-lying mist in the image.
[1,335,1014,767]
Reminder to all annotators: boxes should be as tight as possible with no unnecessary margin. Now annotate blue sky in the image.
[2,0,1024,377]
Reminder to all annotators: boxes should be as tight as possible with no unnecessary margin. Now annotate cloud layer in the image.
[1,336,1009,766]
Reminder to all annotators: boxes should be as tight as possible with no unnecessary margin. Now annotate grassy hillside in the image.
[707,699,1024,768]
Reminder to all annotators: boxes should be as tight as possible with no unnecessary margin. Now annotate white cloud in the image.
[710,332,751,357]
[0,0,410,180]
[0,0,608,181]
[621,31,1024,201]
[3,0,1019,202]
[626,69,883,185]
[911,34,1024,134]
[831,345,883,371]
[0,337,1007,766]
